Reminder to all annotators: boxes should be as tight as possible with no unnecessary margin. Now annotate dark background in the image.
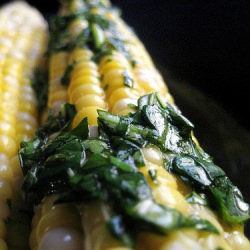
[22,0,250,130]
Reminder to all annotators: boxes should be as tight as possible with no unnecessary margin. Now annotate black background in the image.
[20,0,250,130]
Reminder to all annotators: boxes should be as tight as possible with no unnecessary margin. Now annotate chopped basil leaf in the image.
[19,104,77,204]
[20,87,249,247]
[131,59,137,68]
[148,169,158,184]
[91,23,105,49]
[20,95,220,246]
[98,92,249,225]
[47,2,135,71]
[31,68,48,114]
[70,153,219,243]
[36,103,76,139]
[172,155,250,224]
[123,199,218,235]
[61,61,76,86]
[123,72,134,88]
[102,83,109,91]
[186,192,209,206]
[107,215,135,247]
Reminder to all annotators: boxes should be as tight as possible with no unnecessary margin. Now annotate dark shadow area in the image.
[112,0,250,131]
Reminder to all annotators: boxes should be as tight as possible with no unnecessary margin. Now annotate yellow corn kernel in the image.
[0,134,17,157]
[69,75,101,94]
[199,233,231,250]
[48,52,69,110]
[67,48,106,126]
[0,179,12,201]
[0,155,13,183]
[75,94,107,111]
[99,52,129,74]
[98,49,140,112]
[68,48,93,64]
[111,98,137,115]
[71,61,98,79]
[49,90,68,106]
[134,68,167,95]
[141,147,163,166]
[102,69,125,86]
[153,185,189,215]
[139,165,177,189]
[73,106,100,127]
[225,231,250,250]
[38,228,83,250]
[109,87,140,110]
[81,203,129,250]
[30,203,82,249]
[0,113,15,125]
[16,112,38,131]
[49,52,68,80]
[69,18,88,37]
[159,229,202,250]
[40,195,61,216]
[0,121,15,142]
[18,102,37,117]
[189,204,224,235]
[36,204,82,242]
[174,174,192,196]
[0,201,10,220]
[70,84,104,102]
[89,224,126,249]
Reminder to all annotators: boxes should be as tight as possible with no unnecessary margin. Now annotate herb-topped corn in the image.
[9,0,250,249]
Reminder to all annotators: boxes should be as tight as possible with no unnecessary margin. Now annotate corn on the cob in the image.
[0,2,47,249]
[18,0,250,250]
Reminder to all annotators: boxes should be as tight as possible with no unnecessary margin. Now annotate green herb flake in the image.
[31,68,48,114]
[98,75,104,81]
[172,155,250,224]
[106,58,112,63]
[186,192,209,206]
[123,72,134,88]
[91,49,113,63]
[102,84,109,91]
[148,169,158,184]
[107,215,134,247]
[91,23,105,49]
[61,61,76,86]
[131,59,137,68]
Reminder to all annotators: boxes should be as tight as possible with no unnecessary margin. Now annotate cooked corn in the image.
[17,0,250,250]
[0,2,47,249]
